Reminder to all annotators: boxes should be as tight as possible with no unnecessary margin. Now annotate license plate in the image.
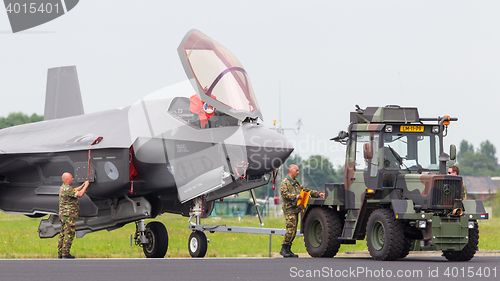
[400,125,424,132]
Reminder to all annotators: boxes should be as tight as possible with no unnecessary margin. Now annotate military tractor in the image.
[301,105,488,261]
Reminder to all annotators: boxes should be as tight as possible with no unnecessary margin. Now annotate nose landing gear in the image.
[188,196,209,258]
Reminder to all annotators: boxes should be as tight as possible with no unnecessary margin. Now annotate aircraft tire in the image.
[188,230,208,258]
[143,221,169,258]
[443,222,479,261]
[366,208,405,261]
[303,207,342,258]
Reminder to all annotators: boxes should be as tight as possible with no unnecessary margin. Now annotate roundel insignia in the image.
[203,103,214,114]
[104,161,119,180]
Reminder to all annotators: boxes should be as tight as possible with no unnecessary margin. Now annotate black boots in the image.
[288,245,299,258]
[280,244,298,258]
[280,244,291,258]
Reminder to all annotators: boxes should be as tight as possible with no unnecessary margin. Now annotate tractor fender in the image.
[390,199,415,219]
[462,200,488,219]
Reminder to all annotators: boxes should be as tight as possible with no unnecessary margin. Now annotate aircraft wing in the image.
[0,108,132,154]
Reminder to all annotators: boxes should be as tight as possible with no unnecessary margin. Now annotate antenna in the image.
[272,82,301,135]
[270,82,302,199]
[279,81,282,133]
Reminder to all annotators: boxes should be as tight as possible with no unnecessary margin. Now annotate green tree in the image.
[458,140,474,160]
[0,112,43,129]
[457,139,499,176]
[250,153,344,198]
[301,155,341,188]
[479,140,498,164]
[458,151,498,176]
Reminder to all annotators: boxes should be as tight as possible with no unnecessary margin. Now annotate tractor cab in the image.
[333,105,461,214]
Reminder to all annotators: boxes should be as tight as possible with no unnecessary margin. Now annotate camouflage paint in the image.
[432,216,469,251]
[303,105,488,253]
[463,200,488,219]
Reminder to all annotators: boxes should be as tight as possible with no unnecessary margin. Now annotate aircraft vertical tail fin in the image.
[44,66,84,121]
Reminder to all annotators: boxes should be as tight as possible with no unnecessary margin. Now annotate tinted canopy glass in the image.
[178,30,262,121]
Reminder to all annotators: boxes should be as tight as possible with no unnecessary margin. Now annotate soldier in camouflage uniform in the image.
[58,172,89,259]
[280,164,324,258]
[448,165,467,199]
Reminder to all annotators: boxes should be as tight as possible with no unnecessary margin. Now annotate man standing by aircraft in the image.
[280,164,324,258]
[58,172,89,259]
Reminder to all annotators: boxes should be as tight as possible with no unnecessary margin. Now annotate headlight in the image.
[432,126,440,134]
[385,125,393,133]
[468,221,475,229]
[418,220,427,228]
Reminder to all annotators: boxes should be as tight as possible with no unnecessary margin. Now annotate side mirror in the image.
[450,144,457,161]
[364,143,373,160]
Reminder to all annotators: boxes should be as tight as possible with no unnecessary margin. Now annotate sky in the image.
[1,1,499,167]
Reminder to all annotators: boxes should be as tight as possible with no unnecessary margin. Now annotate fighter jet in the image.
[0,29,293,258]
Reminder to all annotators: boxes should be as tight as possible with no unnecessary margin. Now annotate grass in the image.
[0,212,497,259]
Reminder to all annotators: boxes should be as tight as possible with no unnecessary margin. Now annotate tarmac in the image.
[272,250,500,258]
[2,255,499,281]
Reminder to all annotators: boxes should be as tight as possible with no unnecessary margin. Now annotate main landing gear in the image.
[134,219,169,258]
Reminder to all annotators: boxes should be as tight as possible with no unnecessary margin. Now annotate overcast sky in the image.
[1,1,499,167]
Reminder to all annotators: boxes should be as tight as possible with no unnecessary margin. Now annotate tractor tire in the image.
[399,238,413,259]
[443,222,479,261]
[366,208,406,261]
[304,207,342,258]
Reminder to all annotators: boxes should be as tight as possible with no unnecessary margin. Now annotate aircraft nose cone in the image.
[243,123,294,175]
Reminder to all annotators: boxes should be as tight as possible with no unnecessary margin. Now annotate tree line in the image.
[457,140,499,177]
[0,112,43,129]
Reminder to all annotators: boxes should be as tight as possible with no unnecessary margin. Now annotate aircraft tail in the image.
[44,66,84,121]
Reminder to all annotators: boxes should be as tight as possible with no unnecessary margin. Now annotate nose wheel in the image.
[188,230,208,258]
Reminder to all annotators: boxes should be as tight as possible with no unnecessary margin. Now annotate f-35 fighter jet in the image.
[0,30,293,257]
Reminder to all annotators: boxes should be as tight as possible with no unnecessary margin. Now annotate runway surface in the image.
[0,256,499,281]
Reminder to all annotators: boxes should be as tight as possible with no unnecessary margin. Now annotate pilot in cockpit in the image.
[189,94,215,129]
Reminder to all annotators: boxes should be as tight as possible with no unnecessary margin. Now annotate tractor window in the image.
[383,133,440,170]
[355,134,369,171]
[370,134,380,177]
[355,133,380,175]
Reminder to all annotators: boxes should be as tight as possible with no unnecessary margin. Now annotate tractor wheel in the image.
[399,238,413,259]
[366,208,405,261]
[443,221,479,261]
[304,207,342,257]
[143,221,169,258]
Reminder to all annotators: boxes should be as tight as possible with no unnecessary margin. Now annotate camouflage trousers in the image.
[58,216,76,256]
[283,212,298,245]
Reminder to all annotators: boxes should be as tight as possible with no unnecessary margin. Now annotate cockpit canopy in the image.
[178,29,263,121]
